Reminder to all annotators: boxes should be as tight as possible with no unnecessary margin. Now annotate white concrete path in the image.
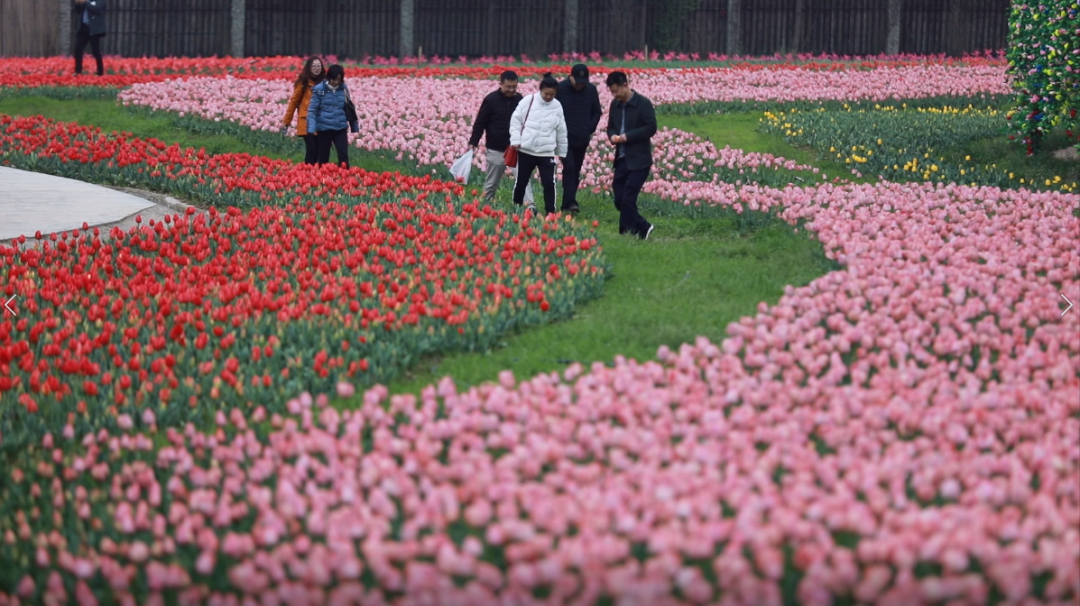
[0,167,197,243]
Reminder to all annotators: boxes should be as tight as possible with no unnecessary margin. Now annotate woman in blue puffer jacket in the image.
[307,64,359,168]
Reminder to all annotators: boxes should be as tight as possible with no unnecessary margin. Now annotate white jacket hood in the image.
[509,93,569,158]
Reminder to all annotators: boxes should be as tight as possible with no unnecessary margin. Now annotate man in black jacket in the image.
[605,71,655,240]
[73,0,107,77]
[469,70,533,205]
[555,64,602,214]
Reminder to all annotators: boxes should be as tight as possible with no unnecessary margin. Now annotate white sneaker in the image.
[524,202,537,215]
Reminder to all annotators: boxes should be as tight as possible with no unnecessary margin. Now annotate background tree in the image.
[646,0,703,53]
[1007,1,1080,155]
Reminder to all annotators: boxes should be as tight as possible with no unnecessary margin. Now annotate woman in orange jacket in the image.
[284,56,325,164]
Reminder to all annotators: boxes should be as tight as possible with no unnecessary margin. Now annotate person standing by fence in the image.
[307,64,359,169]
[284,56,325,165]
[72,0,106,77]
[605,71,655,240]
[469,70,533,206]
[555,63,602,214]
[510,73,568,215]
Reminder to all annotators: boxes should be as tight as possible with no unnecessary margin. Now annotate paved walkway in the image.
[0,167,197,243]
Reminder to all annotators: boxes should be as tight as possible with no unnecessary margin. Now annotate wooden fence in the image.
[3,0,1009,60]
[102,0,232,58]
[2,0,59,58]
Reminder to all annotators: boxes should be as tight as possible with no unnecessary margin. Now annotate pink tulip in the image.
[127,541,149,563]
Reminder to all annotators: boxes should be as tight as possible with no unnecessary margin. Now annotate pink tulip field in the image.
[2,55,1079,605]
[116,61,1011,170]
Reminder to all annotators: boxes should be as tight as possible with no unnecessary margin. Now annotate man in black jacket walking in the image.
[606,71,655,240]
[555,64,602,214]
[469,70,533,205]
[73,0,107,77]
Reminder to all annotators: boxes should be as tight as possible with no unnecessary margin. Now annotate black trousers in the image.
[559,143,588,210]
[316,129,349,168]
[74,23,104,76]
[514,151,557,213]
[612,157,651,237]
[301,133,318,165]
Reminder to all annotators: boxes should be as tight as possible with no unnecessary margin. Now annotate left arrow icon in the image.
[3,295,15,316]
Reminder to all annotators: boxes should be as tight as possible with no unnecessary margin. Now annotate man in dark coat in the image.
[605,71,656,240]
[73,0,107,76]
[554,64,602,214]
[469,70,533,205]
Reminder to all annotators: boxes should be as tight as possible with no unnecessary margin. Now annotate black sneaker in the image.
[643,224,655,240]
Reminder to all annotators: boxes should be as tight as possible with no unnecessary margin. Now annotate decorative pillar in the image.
[886,0,902,55]
[726,0,741,56]
[59,0,71,55]
[564,0,579,54]
[231,0,245,58]
[400,0,415,59]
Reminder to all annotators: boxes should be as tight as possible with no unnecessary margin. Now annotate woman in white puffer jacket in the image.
[510,73,568,214]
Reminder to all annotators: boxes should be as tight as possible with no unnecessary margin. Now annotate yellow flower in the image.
[877,139,883,145]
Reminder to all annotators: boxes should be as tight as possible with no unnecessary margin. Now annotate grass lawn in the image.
[0,93,415,174]
[659,112,869,184]
[0,94,303,161]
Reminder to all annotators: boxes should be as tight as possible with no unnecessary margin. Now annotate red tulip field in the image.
[0,54,1077,606]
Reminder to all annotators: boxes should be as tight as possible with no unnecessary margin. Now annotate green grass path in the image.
[0,93,836,397]
[387,202,835,393]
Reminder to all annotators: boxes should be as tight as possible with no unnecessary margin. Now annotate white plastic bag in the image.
[449,149,474,183]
